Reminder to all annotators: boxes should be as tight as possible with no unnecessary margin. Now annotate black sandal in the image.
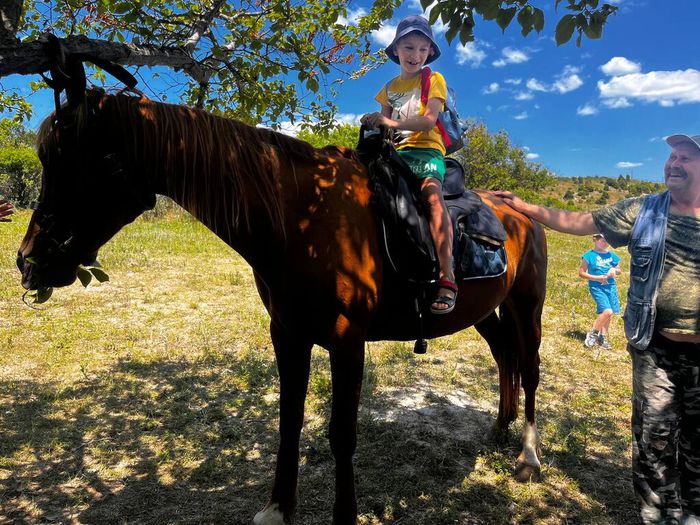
[430,279,458,315]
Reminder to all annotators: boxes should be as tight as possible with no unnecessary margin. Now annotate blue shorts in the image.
[589,285,621,314]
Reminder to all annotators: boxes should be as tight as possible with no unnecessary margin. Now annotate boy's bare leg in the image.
[421,178,455,310]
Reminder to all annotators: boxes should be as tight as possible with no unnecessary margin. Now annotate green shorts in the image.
[396,147,446,184]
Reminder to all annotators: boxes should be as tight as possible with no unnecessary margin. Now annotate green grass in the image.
[1,209,637,524]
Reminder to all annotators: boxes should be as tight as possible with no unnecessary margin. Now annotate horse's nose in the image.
[16,251,25,272]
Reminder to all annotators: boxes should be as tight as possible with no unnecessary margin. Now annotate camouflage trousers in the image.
[630,334,700,525]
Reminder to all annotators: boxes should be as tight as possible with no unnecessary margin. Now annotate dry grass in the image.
[1,208,637,524]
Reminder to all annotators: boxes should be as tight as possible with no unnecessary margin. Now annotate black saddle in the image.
[357,127,507,285]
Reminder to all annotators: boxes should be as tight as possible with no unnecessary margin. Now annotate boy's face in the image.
[393,32,434,76]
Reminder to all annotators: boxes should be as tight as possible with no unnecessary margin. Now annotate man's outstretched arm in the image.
[490,190,599,236]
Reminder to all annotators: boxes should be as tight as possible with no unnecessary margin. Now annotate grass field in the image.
[1,208,639,524]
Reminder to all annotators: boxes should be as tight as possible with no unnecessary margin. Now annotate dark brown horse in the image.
[17,89,546,525]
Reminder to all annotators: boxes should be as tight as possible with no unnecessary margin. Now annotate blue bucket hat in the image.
[384,15,441,65]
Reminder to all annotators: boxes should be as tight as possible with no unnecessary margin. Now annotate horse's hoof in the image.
[489,424,510,445]
[513,462,541,483]
[253,504,287,525]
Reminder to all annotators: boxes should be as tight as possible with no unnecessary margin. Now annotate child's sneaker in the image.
[598,334,611,350]
[584,330,600,347]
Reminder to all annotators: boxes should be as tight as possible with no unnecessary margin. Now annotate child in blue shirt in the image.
[579,233,622,349]
[361,16,456,314]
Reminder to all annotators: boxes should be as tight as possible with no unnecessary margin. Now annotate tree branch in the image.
[0,35,209,84]
[183,0,227,53]
[0,0,22,45]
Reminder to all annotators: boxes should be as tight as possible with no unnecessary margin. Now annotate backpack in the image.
[421,67,466,155]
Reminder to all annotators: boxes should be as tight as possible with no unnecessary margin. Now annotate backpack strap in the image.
[419,67,451,150]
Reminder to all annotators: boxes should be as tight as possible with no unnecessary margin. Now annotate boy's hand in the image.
[361,112,391,129]
[0,199,14,222]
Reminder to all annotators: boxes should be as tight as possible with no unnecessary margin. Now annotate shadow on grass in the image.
[0,353,638,524]
[564,328,588,343]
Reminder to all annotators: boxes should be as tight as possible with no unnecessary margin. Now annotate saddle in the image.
[357,127,507,286]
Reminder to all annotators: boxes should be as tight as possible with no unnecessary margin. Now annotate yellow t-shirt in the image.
[375,70,447,154]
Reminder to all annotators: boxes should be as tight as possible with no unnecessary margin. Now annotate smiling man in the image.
[492,134,700,525]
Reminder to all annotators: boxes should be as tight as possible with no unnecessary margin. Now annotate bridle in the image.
[27,35,154,261]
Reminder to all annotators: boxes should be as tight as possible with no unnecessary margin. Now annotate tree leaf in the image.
[76,267,93,287]
[555,14,577,45]
[33,287,53,304]
[428,4,442,26]
[496,7,518,32]
[459,23,474,46]
[532,8,545,33]
[517,6,534,37]
[445,21,460,44]
[87,267,110,283]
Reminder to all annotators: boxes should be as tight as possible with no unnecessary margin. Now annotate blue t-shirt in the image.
[581,249,620,288]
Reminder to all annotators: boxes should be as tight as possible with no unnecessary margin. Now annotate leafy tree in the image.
[0,1,618,124]
[451,120,554,192]
[422,0,618,47]
[297,123,360,149]
[0,119,40,206]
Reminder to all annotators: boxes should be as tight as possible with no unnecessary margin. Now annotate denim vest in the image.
[623,191,670,350]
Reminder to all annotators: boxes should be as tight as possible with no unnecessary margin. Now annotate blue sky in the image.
[334,0,700,181]
[4,0,699,182]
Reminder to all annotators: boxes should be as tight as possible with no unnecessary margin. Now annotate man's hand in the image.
[489,190,530,214]
[0,199,14,222]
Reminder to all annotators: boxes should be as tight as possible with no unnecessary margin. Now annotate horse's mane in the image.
[37,90,354,235]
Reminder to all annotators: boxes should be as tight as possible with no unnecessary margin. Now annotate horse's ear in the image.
[40,33,87,109]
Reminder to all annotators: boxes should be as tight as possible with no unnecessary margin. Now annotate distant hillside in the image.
[531,175,665,211]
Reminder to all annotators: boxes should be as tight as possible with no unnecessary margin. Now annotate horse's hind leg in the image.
[506,291,543,482]
[475,299,542,482]
[254,323,312,525]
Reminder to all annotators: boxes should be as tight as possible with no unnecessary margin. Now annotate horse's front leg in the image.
[329,340,365,525]
[254,323,312,525]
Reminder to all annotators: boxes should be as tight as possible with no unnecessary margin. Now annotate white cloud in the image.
[602,97,632,108]
[577,104,598,116]
[493,47,529,67]
[552,66,583,93]
[526,78,548,92]
[514,91,534,101]
[505,78,522,85]
[275,121,303,136]
[336,7,367,26]
[482,82,500,94]
[601,56,642,76]
[526,152,540,160]
[334,113,362,125]
[371,24,397,47]
[514,111,528,120]
[456,42,487,67]
[598,69,700,106]
[616,161,643,169]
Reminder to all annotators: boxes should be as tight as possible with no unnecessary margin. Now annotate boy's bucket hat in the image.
[384,16,441,65]
[666,134,700,153]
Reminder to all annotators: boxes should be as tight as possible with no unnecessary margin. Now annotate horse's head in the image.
[17,90,156,290]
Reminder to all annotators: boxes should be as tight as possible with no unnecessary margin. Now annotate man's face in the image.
[665,142,700,195]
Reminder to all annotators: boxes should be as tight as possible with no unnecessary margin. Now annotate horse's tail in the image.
[494,306,521,428]
[475,310,520,428]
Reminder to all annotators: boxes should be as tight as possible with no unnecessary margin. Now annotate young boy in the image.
[361,15,456,314]
[579,233,622,349]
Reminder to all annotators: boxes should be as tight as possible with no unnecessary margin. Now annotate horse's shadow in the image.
[0,352,637,524]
